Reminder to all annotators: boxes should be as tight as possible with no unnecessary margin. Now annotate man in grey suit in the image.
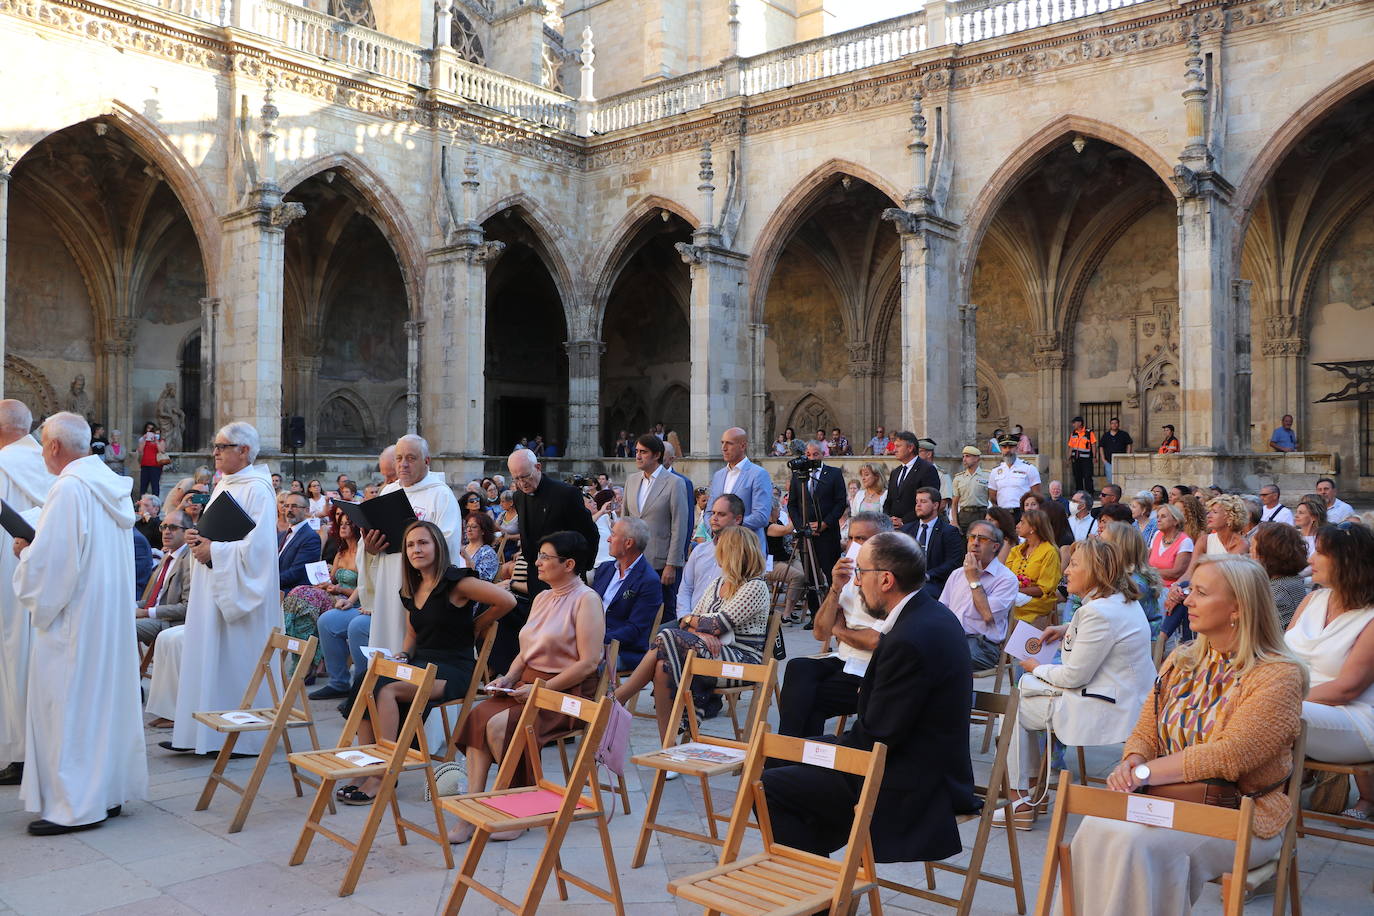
[708,426,773,562]
[135,509,194,645]
[624,434,688,617]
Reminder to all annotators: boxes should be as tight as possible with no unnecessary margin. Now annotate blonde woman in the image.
[996,538,1154,829]
[1064,556,1307,914]
[1006,508,1062,625]
[614,526,771,741]
[849,462,887,517]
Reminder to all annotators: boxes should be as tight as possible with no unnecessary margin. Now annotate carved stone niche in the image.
[3,356,59,425]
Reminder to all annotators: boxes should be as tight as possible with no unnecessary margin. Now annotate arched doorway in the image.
[482,209,569,455]
[4,119,208,448]
[1240,83,1374,478]
[179,332,202,449]
[758,175,900,446]
[599,211,693,453]
[967,134,1175,476]
[281,171,410,454]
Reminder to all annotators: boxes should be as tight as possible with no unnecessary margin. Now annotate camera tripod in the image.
[787,465,831,620]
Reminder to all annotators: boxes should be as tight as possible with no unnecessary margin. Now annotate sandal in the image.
[338,786,375,806]
[1339,804,1373,826]
[991,797,1037,831]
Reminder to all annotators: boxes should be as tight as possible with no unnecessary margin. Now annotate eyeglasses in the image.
[535,552,567,563]
[159,523,186,531]
[853,566,890,578]
[210,442,242,452]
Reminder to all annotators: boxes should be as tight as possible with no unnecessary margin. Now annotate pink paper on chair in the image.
[477,789,589,818]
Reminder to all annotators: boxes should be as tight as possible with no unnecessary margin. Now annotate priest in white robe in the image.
[0,400,54,785]
[12,411,146,834]
[356,434,461,652]
[169,421,279,756]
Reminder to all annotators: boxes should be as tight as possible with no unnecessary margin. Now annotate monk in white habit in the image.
[356,434,460,651]
[12,412,146,834]
[0,400,55,786]
[166,421,279,756]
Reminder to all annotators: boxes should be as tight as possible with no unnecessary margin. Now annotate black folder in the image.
[0,500,36,543]
[334,488,416,554]
[194,491,257,542]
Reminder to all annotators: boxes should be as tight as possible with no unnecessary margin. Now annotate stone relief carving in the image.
[65,374,94,422]
[155,382,186,452]
[3,356,59,422]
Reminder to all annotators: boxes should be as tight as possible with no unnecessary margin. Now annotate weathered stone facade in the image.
[1,0,1372,492]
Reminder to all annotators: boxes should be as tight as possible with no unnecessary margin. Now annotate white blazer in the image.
[1029,592,1156,746]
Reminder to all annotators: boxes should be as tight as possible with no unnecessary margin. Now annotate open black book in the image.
[0,500,36,543]
[195,491,257,542]
[334,488,417,554]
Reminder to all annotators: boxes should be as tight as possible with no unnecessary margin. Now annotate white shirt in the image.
[988,459,1040,508]
[722,457,753,495]
[1261,503,1295,526]
[637,464,664,512]
[872,591,917,637]
[602,554,643,607]
[1068,511,1097,542]
[676,541,721,619]
[895,456,918,490]
[1327,498,1355,524]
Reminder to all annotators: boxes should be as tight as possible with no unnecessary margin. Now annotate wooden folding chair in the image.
[1072,745,1108,787]
[629,650,777,866]
[1298,750,1374,893]
[1217,722,1305,915]
[192,630,331,833]
[432,626,498,762]
[1035,771,1257,915]
[625,604,667,720]
[138,632,158,678]
[288,654,454,896]
[667,723,887,916]
[541,640,631,814]
[971,649,1012,753]
[879,688,1026,915]
[438,681,625,916]
[713,610,783,741]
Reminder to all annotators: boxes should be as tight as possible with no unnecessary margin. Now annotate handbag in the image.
[595,696,631,777]
[1144,779,1242,809]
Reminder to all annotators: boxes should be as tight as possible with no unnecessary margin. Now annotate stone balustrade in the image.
[258,0,428,86]
[949,0,1146,44]
[739,10,929,97]
[1111,452,1340,501]
[448,56,577,132]
[591,68,729,134]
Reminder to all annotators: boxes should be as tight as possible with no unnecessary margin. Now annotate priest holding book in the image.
[355,434,461,653]
[167,421,279,756]
[0,399,54,787]
[11,411,146,834]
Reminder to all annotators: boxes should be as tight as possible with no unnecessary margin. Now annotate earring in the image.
[1230,619,1237,629]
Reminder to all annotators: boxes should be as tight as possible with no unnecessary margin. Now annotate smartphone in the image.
[190,493,210,506]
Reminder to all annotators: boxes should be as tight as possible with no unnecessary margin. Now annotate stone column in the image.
[199,296,220,448]
[959,303,979,446]
[404,319,424,435]
[750,322,768,448]
[1033,334,1069,483]
[422,232,503,455]
[99,319,137,444]
[678,237,749,457]
[846,342,879,444]
[215,88,300,452]
[283,354,321,449]
[1173,35,1242,455]
[1261,311,1305,440]
[0,140,11,399]
[882,93,961,441]
[565,338,605,457]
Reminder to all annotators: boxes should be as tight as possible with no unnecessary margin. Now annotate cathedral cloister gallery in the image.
[0,0,1370,494]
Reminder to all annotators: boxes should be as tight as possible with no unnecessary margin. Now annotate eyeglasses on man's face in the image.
[159,523,186,532]
[211,441,243,452]
[853,566,890,578]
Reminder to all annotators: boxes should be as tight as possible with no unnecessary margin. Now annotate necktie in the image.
[897,465,908,490]
[278,529,289,551]
[808,471,817,494]
[918,523,929,551]
[145,555,173,608]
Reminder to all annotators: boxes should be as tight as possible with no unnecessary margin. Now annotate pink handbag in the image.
[596,696,632,777]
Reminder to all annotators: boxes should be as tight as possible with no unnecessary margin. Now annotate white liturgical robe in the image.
[13,455,146,826]
[0,433,54,764]
[356,470,460,652]
[172,463,280,754]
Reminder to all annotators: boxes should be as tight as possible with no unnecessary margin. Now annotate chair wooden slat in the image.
[714,611,783,741]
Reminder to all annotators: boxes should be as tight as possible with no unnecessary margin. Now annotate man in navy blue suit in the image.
[899,487,966,593]
[786,440,847,620]
[591,516,663,670]
[278,492,322,591]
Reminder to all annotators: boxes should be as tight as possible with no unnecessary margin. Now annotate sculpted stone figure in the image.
[155,384,185,453]
[65,375,94,423]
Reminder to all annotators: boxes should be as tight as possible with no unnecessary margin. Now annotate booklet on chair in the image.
[334,488,416,554]
[194,491,256,542]
[477,788,589,818]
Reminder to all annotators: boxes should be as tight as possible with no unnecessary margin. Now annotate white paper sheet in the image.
[221,711,267,726]
[802,741,837,769]
[1005,620,1059,666]
[1126,794,1175,828]
[305,561,331,585]
[336,750,386,767]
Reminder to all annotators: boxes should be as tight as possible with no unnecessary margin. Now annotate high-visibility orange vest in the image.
[1068,429,1096,459]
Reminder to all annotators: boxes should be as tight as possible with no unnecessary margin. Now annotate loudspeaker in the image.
[285,416,306,449]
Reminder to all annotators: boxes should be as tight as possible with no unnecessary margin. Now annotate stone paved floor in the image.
[2,623,1371,915]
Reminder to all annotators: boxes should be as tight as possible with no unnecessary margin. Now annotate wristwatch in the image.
[968,580,982,590]
[1133,763,1152,786]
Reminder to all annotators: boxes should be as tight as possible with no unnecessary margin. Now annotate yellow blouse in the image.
[1006,538,1062,623]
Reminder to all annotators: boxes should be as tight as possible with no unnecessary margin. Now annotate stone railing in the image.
[949,0,1146,43]
[148,0,227,25]
[450,56,577,132]
[258,0,429,86]
[592,68,729,133]
[740,10,929,96]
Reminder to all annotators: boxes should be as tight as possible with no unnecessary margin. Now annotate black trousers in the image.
[777,655,862,738]
[1070,457,1094,496]
[762,757,861,858]
[797,532,841,616]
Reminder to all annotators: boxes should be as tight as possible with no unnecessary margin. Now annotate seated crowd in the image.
[9,407,1373,916]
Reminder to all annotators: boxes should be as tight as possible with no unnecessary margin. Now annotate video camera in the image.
[571,474,596,489]
[786,455,823,474]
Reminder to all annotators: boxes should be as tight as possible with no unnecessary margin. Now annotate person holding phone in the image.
[137,422,168,496]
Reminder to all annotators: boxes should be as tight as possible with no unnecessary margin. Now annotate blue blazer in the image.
[279,524,323,591]
[592,557,664,670]
[708,460,773,560]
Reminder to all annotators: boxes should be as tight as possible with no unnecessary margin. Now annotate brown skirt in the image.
[455,667,599,786]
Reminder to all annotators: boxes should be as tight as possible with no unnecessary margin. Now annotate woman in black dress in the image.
[338,520,515,807]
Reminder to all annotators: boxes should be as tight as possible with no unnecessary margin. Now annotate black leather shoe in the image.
[309,685,350,700]
[28,815,107,836]
[803,619,815,631]
[0,762,23,785]
[158,741,193,753]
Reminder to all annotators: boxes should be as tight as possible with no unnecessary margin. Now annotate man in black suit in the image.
[786,440,847,619]
[900,486,966,592]
[882,431,941,527]
[762,530,977,865]
[496,448,600,671]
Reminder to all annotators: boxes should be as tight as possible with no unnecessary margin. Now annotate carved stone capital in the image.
[1261,338,1307,357]
[270,201,306,228]
[1032,332,1061,353]
[1171,164,1234,201]
[563,338,606,376]
[676,241,707,266]
[1031,349,1068,370]
[470,240,506,265]
[404,319,426,339]
[881,207,958,241]
[1264,314,1297,340]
